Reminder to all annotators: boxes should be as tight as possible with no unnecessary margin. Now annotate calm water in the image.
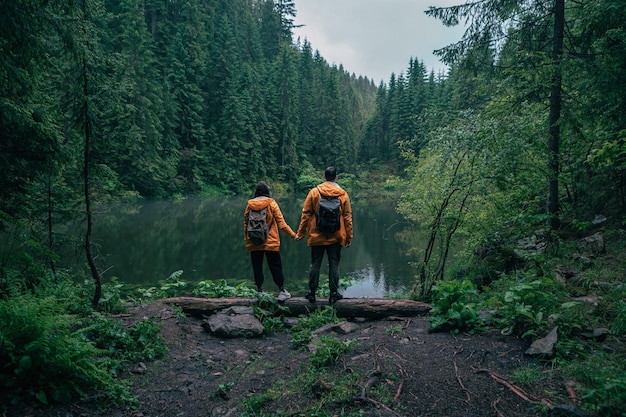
[80,196,421,297]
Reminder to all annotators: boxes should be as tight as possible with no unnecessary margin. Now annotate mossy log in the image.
[161,296,431,319]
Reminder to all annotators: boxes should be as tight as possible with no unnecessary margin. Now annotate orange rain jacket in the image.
[296,182,353,247]
[244,197,296,252]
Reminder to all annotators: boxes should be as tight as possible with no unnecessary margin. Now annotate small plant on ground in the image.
[385,324,403,336]
[252,292,291,332]
[290,306,344,350]
[86,314,167,363]
[563,349,626,416]
[192,278,256,298]
[310,335,355,368]
[482,272,566,338]
[428,279,485,334]
[134,270,188,300]
[241,390,276,414]
[0,292,131,406]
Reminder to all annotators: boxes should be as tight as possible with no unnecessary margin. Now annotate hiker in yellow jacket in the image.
[295,167,353,304]
[244,181,296,301]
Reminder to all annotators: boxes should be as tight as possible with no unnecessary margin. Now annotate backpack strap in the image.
[316,186,339,201]
[264,199,275,229]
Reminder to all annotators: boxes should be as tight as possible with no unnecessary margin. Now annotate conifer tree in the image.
[427,0,566,230]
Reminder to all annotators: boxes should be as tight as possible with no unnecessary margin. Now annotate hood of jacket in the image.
[316,182,346,198]
[247,196,273,210]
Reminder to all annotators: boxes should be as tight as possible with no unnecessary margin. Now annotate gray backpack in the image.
[247,207,269,244]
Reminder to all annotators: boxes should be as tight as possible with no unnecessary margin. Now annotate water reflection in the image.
[82,196,420,297]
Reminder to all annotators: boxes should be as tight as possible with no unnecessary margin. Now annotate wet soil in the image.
[6,301,573,417]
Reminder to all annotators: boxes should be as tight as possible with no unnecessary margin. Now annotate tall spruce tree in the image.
[0,0,62,219]
[427,0,566,231]
[100,0,176,197]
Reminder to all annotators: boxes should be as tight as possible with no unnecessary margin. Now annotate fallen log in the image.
[160,296,431,319]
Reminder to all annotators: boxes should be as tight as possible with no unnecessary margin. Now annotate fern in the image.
[0,292,128,405]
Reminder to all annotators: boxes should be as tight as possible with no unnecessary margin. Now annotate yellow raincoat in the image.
[244,197,296,251]
[296,182,353,247]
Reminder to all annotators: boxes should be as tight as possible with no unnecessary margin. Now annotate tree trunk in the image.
[547,0,565,231]
[161,297,431,319]
[80,4,102,309]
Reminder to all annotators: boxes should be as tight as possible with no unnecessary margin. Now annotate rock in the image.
[203,306,264,338]
[591,214,607,225]
[555,266,576,285]
[580,327,609,342]
[573,295,601,306]
[132,362,148,374]
[310,321,360,336]
[525,326,558,358]
[576,232,605,257]
[515,230,548,257]
[332,321,360,335]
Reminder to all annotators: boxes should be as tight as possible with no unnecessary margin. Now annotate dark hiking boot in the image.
[305,292,316,303]
[329,292,343,304]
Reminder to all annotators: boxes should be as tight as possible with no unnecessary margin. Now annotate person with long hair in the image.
[244,181,296,301]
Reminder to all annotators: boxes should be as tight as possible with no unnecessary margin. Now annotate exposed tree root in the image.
[476,368,553,407]
[349,370,404,417]
[393,379,404,402]
[454,361,471,403]
[566,380,581,405]
[491,398,505,417]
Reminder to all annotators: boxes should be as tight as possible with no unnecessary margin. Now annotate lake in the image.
[81,196,421,298]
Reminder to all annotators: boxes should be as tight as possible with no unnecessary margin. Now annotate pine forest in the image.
[2,0,626,414]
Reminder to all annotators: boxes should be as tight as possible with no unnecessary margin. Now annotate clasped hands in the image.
[293,235,351,248]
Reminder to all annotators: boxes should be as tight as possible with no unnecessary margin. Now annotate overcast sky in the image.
[292,0,466,85]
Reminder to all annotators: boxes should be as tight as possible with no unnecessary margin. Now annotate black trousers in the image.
[250,250,285,290]
[308,243,341,294]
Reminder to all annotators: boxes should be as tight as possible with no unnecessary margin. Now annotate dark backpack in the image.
[247,206,269,244]
[316,187,341,233]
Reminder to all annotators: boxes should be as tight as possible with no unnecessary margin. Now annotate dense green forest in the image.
[2,0,626,413]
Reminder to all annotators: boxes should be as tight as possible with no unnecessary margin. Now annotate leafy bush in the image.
[252,292,291,332]
[483,273,566,338]
[86,314,167,364]
[566,350,626,416]
[134,270,188,300]
[192,279,256,298]
[428,279,485,334]
[0,293,127,405]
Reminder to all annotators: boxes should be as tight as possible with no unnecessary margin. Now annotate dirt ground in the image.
[7,300,576,417]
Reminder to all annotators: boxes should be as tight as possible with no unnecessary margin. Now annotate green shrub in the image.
[85,314,167,363]
[483,273,566,338]
[0,293,127,405]
[566,350,626,416]
[252,292,291,332]
[192,278,256,298]
[428,279,485,334]
[134,270,188,300]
